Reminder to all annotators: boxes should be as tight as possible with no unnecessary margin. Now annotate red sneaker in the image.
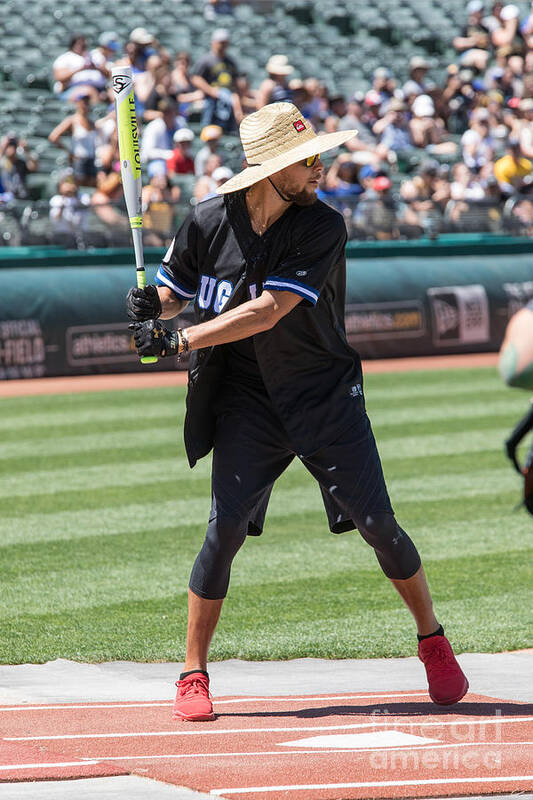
[173,672,215,722]
[418,635,469,705]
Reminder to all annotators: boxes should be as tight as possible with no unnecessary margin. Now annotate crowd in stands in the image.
[3,0,533,246]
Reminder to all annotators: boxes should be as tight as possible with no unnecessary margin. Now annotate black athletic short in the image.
[211,383,393,535]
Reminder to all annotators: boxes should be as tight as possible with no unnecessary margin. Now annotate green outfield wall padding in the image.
[2,233,533,269]
[346,234,533,259]
[0,247,166,269]
[1,254,532,379]
[344,254,533,359]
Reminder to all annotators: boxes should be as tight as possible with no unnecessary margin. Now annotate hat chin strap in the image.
[246,161,293,202]
[267,176,292,203]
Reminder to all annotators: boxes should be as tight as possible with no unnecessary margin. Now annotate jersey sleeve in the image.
[155,209,199,301]
[263,211,347,306]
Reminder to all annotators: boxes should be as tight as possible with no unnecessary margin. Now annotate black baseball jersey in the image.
[156,190,365,467]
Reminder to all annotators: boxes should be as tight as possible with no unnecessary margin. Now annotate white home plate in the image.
[279,731,439,749]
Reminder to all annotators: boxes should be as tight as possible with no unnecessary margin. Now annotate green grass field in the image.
[0,366,531,665]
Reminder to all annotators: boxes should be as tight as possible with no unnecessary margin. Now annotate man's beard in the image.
[277,181,318,206]
[290,187,318,206]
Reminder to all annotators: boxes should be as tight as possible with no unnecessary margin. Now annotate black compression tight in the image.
[189,509,421,600]
[356,511,421,580]
[189,512,248,600]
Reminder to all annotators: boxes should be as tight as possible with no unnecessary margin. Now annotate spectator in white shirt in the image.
[518,98,533,159]
[140,99,184,173]
[52,35,107,103]
[89,31,120,79]
[461,112,494,169]
[402,56,432,99]
[450,162,486,200]
[49,174,90,235]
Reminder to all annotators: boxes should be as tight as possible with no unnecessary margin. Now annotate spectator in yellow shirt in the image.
[494,138,533,194]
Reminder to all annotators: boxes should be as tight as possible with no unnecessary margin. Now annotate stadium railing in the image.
[1,194,533,249]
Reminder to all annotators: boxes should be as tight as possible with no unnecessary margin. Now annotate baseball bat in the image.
[112,65,157,365]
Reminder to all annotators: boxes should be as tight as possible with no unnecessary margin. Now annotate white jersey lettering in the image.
[213,280,233,313]
[198,275,217,310]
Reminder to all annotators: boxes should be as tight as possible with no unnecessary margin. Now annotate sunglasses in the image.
[303,153,320,168]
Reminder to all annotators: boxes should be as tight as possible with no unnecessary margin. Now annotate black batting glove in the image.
[129,320,179,358]
[126,284,162,321]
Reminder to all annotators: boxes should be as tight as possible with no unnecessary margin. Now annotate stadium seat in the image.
[0,0,526,245]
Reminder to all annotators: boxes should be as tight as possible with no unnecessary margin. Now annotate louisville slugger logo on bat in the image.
[112,74,129,93]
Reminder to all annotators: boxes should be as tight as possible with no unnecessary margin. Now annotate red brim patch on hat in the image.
[293,120,306,132]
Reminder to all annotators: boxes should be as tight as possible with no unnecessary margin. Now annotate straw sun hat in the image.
[217,102,357,194]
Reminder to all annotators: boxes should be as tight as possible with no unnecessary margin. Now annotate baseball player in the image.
[500,298,533,512]
[128,102,469,722]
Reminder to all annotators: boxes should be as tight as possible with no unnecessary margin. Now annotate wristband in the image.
[177,328,190,360]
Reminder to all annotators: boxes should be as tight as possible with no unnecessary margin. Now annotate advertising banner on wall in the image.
[427,285,490,347]
[0,319,46,380]
[1,253,533,378]
[343,254,533,359]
